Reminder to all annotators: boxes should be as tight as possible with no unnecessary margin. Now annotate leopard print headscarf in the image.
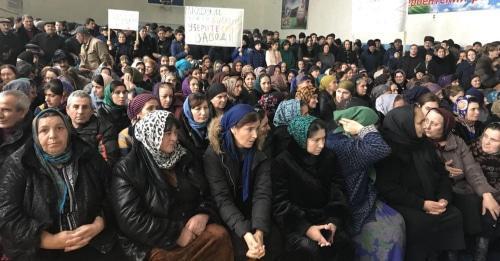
[135,110,186,169]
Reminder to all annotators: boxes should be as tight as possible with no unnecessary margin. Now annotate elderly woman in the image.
[295,82,319,118]
[453,96,485,145]
[0,109,123,260]
[375,105,465,261]
[97,80,130,135]
[272,99,309,157]
[204,104,275,261]
[111,110,232,261]
[327,106,405,261]
[273,115,354,261]
[425,109,500,261]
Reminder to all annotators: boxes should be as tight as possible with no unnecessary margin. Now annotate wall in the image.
[0,0,22,17]
[20,0,500,46]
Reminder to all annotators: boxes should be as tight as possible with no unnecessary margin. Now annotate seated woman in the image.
[295,83,320,118]
[375,105,465,261]
[35,78,73,115]
[327,106,405,261]
[256,74,284,122]
[425,109,500,261]
[453,96,485,145]
[118,93,159,157]
[110,110,232,261]
[153,82,184,119]
[97,80,131,136]
[0,109,123,260]
[272,99,308,157]
[272,115,354,261]
[375,93,405,122]
[207,83,230,118]
[223,76,246,105]
[178,93,210,161]
[318,75,337,125]
[204,104,275,261]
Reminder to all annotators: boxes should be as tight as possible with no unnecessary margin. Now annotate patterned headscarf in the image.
[135,110,187,169]
[295,84,318,104]
[288,115,317,149]
[454,96,472,119]
[273,99,301,127]
[258,92,282,120]
[376,93,399,116]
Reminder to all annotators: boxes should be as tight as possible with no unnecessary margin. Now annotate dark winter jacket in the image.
[456,60,476,90]
[97,104,131,137]
[428,55,455,79]
[336,48,358,65]
[0,137,117,260]
[110,141,215,259]
[401,54,424,79]
[30,33,65,65]
[15,25,41,47]
[360,50,383,75]
[248,49,267,69]
[204,119,272,237]
[475,55,499,88]
[0,30,23,65]
[0,113,32,168]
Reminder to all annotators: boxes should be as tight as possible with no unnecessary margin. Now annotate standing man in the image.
[170,29,187,60]
[15,15,41,46]
[75,26,112,74]
[30,21,65,66]
[0,18,22,65]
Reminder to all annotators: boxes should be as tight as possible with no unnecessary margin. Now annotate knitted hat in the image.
[207,83,227,101]
[295,84,318,103]
[337,80,355,94]
[127,93,158,120]
[319,75,335,91]
[287,115,318,149]
[333,106,379,133]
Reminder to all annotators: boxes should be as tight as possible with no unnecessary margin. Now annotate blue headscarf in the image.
[182,97,208,139]
[221,104,256,202]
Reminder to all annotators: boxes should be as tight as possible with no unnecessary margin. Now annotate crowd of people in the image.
[0,13,499,261]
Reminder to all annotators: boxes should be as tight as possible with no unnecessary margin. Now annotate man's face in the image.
[175,32,183,41]
[76,33,84,44]
[55,22,64,32]
[0,95,27,129]
[424,41,432,49]
[394,41,402,49]
[86,21,96,30]
[326,36,333,45]
[67,97,93,128]
[22,18,33,30]
[157,30,166,40]
[410,45,418,56]
[0,22,9,33]
[44,24,55,35]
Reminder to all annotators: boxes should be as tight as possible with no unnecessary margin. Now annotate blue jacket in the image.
[170,39,187,60]
[326,126,391,234]
[248,49,266,68]
[231,47,250,64]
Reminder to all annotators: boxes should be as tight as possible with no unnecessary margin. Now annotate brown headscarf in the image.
[428,107,456,143]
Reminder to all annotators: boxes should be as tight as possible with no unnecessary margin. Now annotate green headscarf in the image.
[103,83,128,109]
[333,106,379,134]
[287,115,318,148]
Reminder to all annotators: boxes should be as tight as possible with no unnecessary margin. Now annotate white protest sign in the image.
[352,0,407,34]
[185,6,244,47]
[108,9,140,31]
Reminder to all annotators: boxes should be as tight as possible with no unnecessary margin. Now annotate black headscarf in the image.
[382,105,441,199]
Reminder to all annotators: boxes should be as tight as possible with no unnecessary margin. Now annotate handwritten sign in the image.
[108,9,140,31]
[185,6,244,47]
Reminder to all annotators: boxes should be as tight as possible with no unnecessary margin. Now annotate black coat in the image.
[453,121,485,146]
[74,114,120,167]
[133,36,156,59]
[272,140,350,236]
[203,145,272,238]
[97,104,131,137]
[360,50,383,75]
[318,90,336,125]
[0,136,117,260]
[110,142,215,259]
[0,30,23,65]
[335,48,358,65]
[475,55,498,88]
[0,113,32,168]
[30,33,65,65]
[15,26,41,47]
[401,54,423,79]
[428,55,455,79]
[178,114,209,162]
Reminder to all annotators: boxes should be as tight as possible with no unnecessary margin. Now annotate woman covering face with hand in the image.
[0,109,123,260]
[110,110,232,261]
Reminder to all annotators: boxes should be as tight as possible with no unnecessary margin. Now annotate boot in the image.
[447,250,458,261]
[474,237,489,261]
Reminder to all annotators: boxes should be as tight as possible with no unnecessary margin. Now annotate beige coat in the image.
[79,37,112,71]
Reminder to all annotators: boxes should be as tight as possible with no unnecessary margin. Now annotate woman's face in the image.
[118,33,126,44]
[390,84,398,94]
[160,57,169,65]
[258,115,271,139]
[160,126,178,154]
[467,51,476,62]
[298,61,305,70]
[471,76,481,88]
[168,57,176,66]
[414,107,425,138]
[350,64,358,74]
[189,78,199,93]
[437,48,446,58]
[203,59,211,68]
[159,87,173,109]
[341,64,348,71]
[235,63,243,72]
[416,72,424,80]
[420,101,439,116]
[311,70,320,79]
[112,85,128,106]
[346,69,354,80]
[287,72,295,83]
[137,99,159,120]
[192,69,201,80]
[344,41,351,50]
[0,68,16,84]
[136,64,145,75]
[44,71,58,83]
[231,120,260,149]
[92,82,104,98]
[159,66,169,77]
[231,80,243,97]
[481,128,500,154]
[211,92,228,110]
[280,63,287,73]
[45,90,63,108]
[307,94,319,109]
[260,76,272,93]
[450,91,464,103]
[424,110,444,139]
[327,80,337,93]
[37,116,68,156]
[164,75,176,85]
[356,81,367,96]
[214,62,222,72]
[459,52,466,61]
[323,44,329,53]
[306,128,325,156]
[191,101,209,123]
[466,102,480,122]
[244,74,255,87]
[335,88,351,103]
[394,72,405,84]
[222,65,230,73]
